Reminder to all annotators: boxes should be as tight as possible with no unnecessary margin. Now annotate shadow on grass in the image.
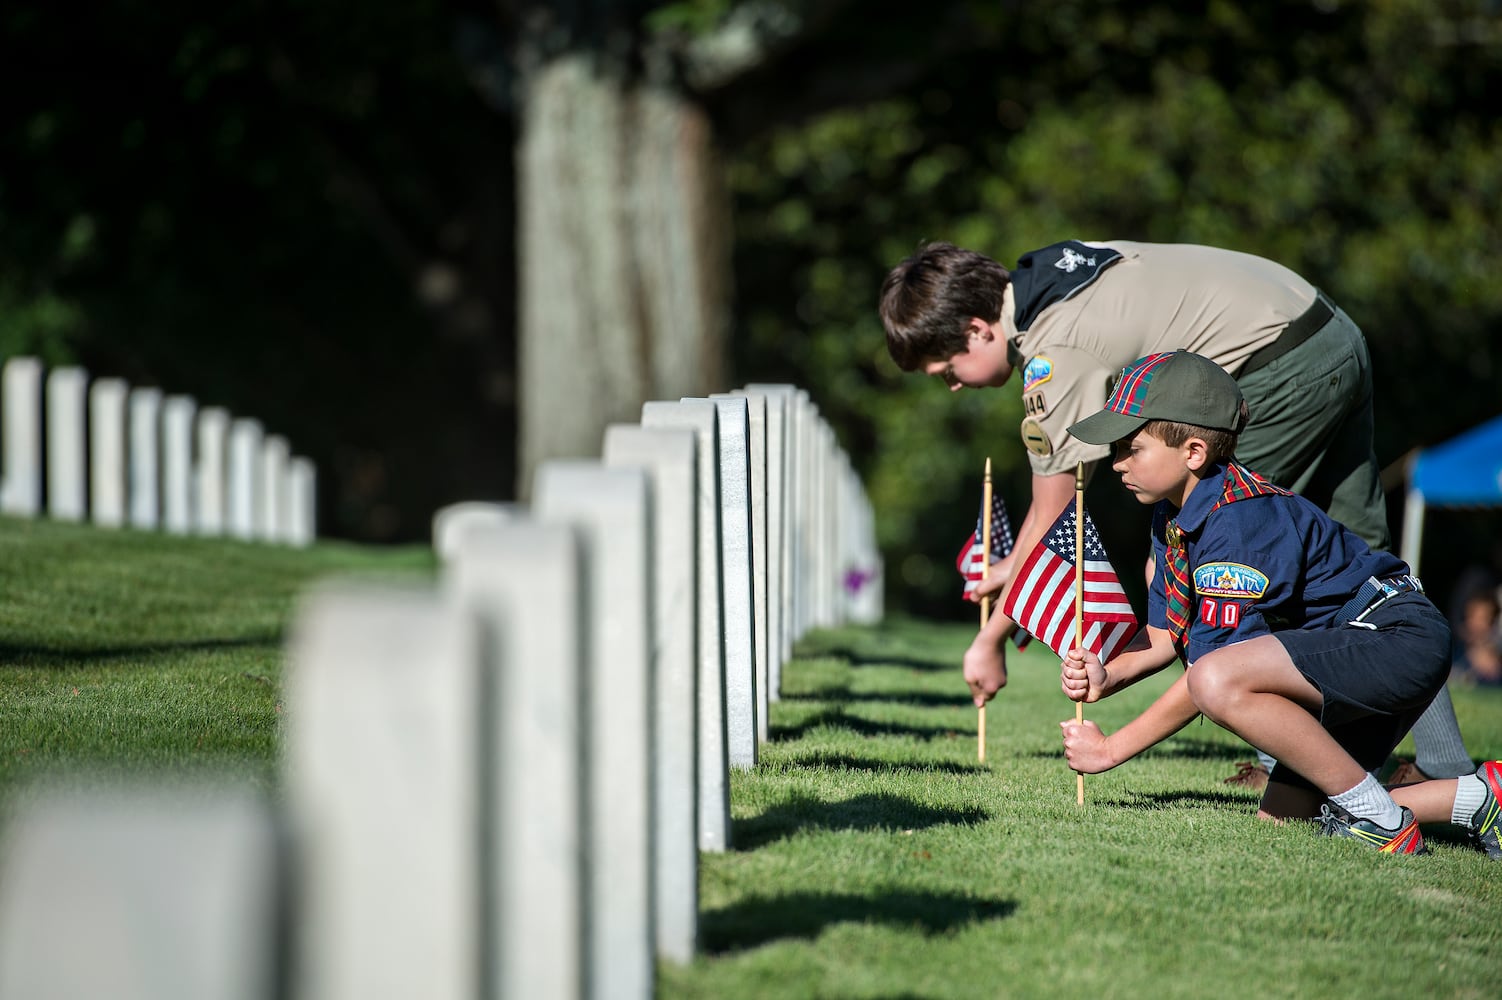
[701,889,1016,954]
[1103,788,1259,811]
[791,637,957,673]
[778,690,975,709]
[771,751,984,776]
[772,709,968,743]
[0,636,283,669]
[733,790,989,851]
[1025,737,1245,764]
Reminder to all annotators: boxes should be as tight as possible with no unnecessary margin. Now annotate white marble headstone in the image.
[257,435,289,542]
[603,423,699,964]
[534,460,654,1000]
[161,395,196,535]
[742,383,794,688]
[694,396,757,770]
[128,387,163,530]
[446,519,585,1000]
[195,407,230,536]
[227,418,262,541]
[1,357,42,517]
[431,501,519,564]
[89,377,129,528]
[641,398,731,852]
[0,785,281,1000]
[287,457,316,547]
[285,583,483,1000]
[45,366,87,522]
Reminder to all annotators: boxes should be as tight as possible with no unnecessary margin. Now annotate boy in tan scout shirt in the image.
[879,239,1474,782]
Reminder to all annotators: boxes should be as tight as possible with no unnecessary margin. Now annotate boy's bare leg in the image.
[1184,635,1371,818]
[1185,636,1472,827]
[1390,779,1462,826]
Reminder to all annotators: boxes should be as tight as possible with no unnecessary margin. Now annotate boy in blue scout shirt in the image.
[1057,349,1500,855]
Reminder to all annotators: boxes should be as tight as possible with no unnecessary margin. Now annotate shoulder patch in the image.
[1193,562,1269,599]
[1020,417,1052,457]
[1022,356,1053,391]
[1024,391,1046,417]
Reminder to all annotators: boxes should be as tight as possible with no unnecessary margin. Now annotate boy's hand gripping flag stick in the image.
[1073,461,1086,805]
[978,458,992,763]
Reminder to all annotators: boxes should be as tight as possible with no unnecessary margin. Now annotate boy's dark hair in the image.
[879,242,1011,371]
[1141,412,1246,465]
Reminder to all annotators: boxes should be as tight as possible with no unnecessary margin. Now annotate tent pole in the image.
[1401,487,1425,577]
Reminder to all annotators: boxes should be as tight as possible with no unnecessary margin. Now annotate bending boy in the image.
[1057,349,1499,854]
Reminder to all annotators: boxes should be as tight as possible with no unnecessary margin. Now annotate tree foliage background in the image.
[2,0,1500,618]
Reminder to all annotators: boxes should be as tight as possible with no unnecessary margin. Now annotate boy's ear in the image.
[966,317,994,342]
[1184,437,1212,470]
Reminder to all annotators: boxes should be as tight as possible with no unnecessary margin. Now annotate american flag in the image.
[1000,498,1139,664]
[956,491,1015,599]
[956,488,1032,649]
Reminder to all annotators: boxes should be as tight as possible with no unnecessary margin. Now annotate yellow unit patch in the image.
[1020,417,1053,457]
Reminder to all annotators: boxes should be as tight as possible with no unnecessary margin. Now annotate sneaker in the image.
[1317,804,1427,855]
[1468,761,1502,859]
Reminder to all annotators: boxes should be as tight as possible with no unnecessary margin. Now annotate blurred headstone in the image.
[285,583,483,1000]
[129,387,163,530]
[227,418,262,541]
[195,407,230,536]
[535,460,653,1000]
[0,784,282,1000]
[446,519,585,1000]
[603,423,699,964]
[46,366,87,522]
[89,376,128,528]
[1,357,42,518]
[162,395,196,535]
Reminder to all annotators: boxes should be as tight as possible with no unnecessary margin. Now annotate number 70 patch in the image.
[1199,599,1241,629]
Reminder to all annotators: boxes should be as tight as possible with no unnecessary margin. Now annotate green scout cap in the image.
[1068,350,1245,445]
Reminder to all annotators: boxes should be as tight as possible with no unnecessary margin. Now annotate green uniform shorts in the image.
[1234,306,1391,552]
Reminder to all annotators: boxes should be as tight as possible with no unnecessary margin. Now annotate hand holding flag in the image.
[956,491,1015,601]
[956,487,1032,650]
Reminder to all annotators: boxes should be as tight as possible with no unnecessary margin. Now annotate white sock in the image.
[1452,773,1487,827]
[1331,773,1404,830]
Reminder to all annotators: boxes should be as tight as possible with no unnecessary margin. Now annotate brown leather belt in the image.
[1238,291,1335,378]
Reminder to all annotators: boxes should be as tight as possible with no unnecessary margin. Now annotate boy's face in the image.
[920,321,1012,392]
[1110,427,1196,507]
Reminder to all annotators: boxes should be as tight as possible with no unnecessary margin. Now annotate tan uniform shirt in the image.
[1001,241,1319,476]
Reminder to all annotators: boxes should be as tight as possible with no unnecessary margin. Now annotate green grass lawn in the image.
[1,516,1498,998]
[670,620,1502,1000]
[0,516,434,801]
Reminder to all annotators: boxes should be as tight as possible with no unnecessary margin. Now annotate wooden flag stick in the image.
[1073,461,1086,805]
[978,457,993,763]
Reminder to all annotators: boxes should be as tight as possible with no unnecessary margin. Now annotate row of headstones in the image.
[0,384,882,1000]
[0,356,316,545]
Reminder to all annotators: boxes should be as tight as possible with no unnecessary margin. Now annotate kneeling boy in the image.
[1058,349,1499,855]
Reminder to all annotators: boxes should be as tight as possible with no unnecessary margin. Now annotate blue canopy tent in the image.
[1400,413,1502,575]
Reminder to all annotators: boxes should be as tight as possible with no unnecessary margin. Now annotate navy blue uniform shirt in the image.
[1147,462,1408,663]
